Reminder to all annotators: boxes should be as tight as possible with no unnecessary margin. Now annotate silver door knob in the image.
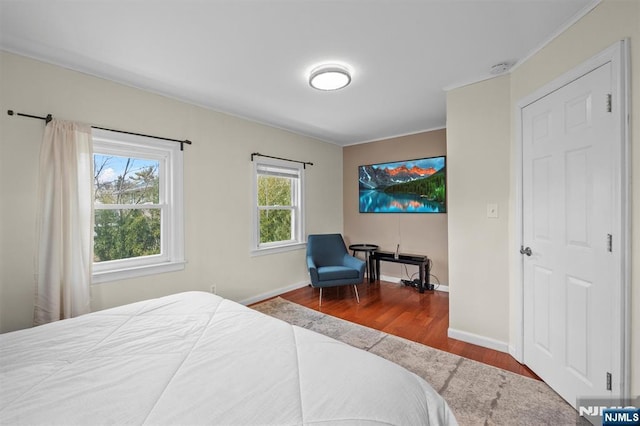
[520,246,532,256]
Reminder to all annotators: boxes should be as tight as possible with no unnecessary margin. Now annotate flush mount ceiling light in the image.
[309,64,351,91]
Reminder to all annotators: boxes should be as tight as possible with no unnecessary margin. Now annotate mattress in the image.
[0,291,457,425]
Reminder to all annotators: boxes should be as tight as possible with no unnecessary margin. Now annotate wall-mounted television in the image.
[359,156,446,213]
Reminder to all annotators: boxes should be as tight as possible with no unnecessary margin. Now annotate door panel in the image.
[565,148,590,247]
[532,266,552,354]
[565,275,590,379]
[532,157,551,240]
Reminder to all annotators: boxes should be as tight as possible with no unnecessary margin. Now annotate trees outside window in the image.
[92,129,184,283]
[252,158,305,254]
[258,174,293,244]
[94,155,161,262]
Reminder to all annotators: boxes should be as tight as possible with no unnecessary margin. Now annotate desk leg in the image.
[369,256,377,283]
[364,256,370,282]
[425,261,431,290]
[374,258,380,282]
[418,262,425,293]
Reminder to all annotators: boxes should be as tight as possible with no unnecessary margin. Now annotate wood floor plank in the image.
[278,280,540,380]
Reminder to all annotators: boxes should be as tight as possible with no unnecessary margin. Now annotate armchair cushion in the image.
[317,266,360,281]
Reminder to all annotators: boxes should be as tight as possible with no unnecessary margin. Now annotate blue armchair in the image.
[306,234,366,306]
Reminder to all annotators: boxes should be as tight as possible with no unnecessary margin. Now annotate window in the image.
[252,157,305,254]
[92,129,184,283]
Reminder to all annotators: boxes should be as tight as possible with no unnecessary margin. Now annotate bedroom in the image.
[0,0,638,422]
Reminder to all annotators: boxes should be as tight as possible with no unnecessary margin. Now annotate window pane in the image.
[258,175,292,206]
[94,154,160,204]
[94,209,161,262]
[259,209,292,244]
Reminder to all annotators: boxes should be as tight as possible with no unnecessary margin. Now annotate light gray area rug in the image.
[252,297,587,426]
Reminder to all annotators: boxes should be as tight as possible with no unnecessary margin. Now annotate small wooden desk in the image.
[370,250,431,293]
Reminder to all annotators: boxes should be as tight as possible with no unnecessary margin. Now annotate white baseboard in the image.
[379,274,449,293]
[448,327,509,353]
[239,281,308,306]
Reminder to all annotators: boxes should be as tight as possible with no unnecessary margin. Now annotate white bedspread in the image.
[0,291,456,425]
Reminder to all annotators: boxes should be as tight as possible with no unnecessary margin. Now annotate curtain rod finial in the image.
[7,109,15,116]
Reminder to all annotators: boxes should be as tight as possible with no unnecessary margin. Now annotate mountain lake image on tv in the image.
[359,156,446,213]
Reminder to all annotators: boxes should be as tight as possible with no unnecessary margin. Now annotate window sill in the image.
[250,241,306,257]
[92,260,186,284]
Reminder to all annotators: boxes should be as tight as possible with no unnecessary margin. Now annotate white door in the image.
[521,62,618,407]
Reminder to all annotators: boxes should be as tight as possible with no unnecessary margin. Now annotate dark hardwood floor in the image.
[279,280,540,380]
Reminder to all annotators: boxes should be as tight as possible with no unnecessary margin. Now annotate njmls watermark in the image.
[577,397,640,425]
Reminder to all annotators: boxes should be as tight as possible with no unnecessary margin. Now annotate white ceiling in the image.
[0,0,597,146]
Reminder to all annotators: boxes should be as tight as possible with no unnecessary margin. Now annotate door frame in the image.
[512,39,631,399]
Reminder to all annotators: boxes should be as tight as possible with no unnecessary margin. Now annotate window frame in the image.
[251,157,305,256]
[91,129,185,284]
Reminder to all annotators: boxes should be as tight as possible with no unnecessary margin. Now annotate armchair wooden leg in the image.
[319,287,323,306]
[353,285,360,304]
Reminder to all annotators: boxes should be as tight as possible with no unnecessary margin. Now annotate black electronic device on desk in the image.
[370,250,433,293]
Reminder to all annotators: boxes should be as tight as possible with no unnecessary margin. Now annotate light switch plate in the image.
[487,203,499,218]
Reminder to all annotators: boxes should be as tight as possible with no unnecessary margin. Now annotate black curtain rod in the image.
[251,152,313,169]
[7,109,192,151]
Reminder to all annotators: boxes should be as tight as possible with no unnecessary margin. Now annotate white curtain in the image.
[34,119,93,326]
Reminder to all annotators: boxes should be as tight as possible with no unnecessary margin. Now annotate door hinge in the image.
[606,372,612,391]
[607,234,613,252]
[606,94,612,112]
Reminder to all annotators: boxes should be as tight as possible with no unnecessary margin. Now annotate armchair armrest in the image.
[307,256,319,284]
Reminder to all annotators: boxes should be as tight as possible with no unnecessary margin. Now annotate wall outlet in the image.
[210,285,217,294]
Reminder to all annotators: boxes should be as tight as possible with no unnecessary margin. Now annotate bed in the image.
[0,291,457,425]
